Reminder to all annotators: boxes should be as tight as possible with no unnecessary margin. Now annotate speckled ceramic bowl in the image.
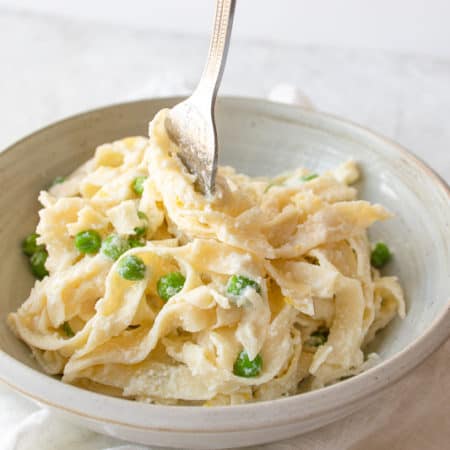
[0,97,449,449]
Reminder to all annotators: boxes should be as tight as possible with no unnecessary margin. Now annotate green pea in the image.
[29,249,49,280]
[75,230,102,254]
[306,327,329,347]
[300,173,318,182]
[51,176,66,186]
[60,321,75,337]
[371,242,392,268]
[226,275,261,297]
[137,211,148,221]
[22,232,44,256]
[132,176,147,196]
[128,237,145,248]
[134,211,149,237]
[157,272,186,302]
[117,255,146,281]
[101,234,130,260]
[233,350,263,377]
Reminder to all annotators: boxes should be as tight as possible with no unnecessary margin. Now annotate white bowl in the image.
[0,97,449,449]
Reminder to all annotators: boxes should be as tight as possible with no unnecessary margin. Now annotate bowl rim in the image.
[0,95,449,433]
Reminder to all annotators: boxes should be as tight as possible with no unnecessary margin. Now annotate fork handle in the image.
[193,0,236,106]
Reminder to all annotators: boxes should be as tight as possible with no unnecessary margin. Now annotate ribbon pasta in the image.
[8,110,405,405]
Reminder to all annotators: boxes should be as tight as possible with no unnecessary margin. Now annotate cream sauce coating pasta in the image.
[8,109,405,405]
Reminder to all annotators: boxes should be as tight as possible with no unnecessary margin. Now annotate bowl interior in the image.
[0,97,449,377]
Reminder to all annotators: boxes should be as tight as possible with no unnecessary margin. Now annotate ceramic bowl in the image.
[0,97,449,449]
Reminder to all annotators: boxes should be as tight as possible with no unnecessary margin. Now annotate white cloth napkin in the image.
[1,84,449,450]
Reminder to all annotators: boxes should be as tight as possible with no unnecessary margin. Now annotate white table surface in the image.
[0,8,449,450]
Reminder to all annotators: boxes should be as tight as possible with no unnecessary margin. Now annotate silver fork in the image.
[165,0,236,196]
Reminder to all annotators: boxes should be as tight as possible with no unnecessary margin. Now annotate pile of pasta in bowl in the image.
[9,109,405,406]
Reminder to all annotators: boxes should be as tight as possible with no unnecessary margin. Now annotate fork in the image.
[164,0,236,196]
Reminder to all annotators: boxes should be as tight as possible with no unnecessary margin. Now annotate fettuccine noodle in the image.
[8,109,405,405]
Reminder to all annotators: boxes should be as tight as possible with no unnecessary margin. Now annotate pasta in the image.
[8,109,405,405]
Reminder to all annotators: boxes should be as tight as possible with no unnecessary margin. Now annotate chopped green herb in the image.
[300,173,318,182]
[117,255,146,281]
[75,230,102,254]
[306,327,329,347]
[226,275,261,297]
[51,176,66,186]
[128,237,145,248]
[127,324,141,330]
[233,350,263,377]
[61,321,75,337]
[132,176,147,196]
[101,234,130,260]
[22,232,44,256]
[133,227,146,238]
[29,249,49,280]
[371,242,391,268]
[264,179,285,193]
[157,272,186,302]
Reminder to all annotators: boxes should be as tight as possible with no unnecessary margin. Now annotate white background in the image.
[1,0,450,58]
